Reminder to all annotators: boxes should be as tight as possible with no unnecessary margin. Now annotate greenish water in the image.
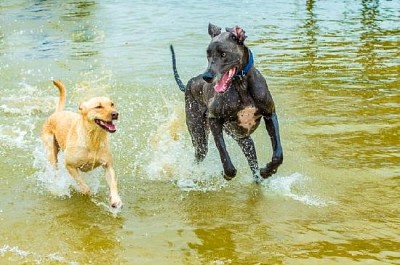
[0,0,399,264]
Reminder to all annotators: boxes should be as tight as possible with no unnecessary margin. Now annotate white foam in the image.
[0,124,29,149]
[263,172,335,207]
[175,164,228,192]
[0,245,77,264]
[0,96,55,115]
[0,82,54,151]
[0,82,55,116]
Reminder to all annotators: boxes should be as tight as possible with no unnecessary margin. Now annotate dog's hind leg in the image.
[185,96,209,162]
[41,132,59,169]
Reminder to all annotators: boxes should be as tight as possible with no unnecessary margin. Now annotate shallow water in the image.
[0,0,399,264]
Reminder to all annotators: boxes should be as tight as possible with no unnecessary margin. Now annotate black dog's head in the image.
[203,23,248,93]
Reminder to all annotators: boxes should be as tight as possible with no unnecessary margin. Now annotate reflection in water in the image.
[287,0,400,173]
[61,1,101,59]
[189,226,237,263]
[183,188,280,264]
[290,238,400,262]
[61,1,96,19]
[183,192,238,263]
[24,0,53,20]
[52,198,124,263]
[303,0,318,72]
[358,0,380,78]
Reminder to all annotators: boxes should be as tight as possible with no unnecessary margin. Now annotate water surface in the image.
[0,0,399,264]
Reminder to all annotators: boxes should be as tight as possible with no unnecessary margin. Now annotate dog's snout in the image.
[202,70,214,83]
[111,111,119,120]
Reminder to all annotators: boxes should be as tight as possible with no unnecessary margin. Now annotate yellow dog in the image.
[41,80,122,209]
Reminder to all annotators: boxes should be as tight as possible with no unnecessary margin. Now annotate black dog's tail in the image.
[170,45,186,92]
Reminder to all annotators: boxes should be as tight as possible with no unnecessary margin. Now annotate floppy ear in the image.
[79,102,87,115]
[226,26,247,45]
[208,23,221,38]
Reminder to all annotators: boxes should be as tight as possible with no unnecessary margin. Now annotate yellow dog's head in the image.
[79,97,118,133]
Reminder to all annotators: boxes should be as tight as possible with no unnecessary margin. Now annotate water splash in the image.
[0,245,77,265]
[174,163,229,192]
[0,124,29,149]
[32,143,101,198]
[139,103,336,203]
[0,81,55,115]
[263,172,335,207]
[90,198,122,216]
[144,105,187,180]
[144,106,228,192]
[0,81,54,151]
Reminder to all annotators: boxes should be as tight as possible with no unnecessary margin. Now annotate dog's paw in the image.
[260,163,278,178]
[80,186,91,195]
[111,201,123,209]
[110,194,123,209]
[223,168,237,180]
[260,157,282,178]
[260,167,276,179]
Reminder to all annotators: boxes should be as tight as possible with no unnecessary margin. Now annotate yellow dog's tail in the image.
[52,80,66,112]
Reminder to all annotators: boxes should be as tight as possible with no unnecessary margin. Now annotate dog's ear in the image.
[208,23,221,38]
[79,102,87,115]
[226,26,247,45]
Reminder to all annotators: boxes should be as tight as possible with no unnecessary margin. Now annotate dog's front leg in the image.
[103,163,122,209]
[66,166,90,194]
[260,112,283,178]
[209,118,237,180]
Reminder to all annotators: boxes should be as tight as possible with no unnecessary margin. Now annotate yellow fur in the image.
[41,80,122,209]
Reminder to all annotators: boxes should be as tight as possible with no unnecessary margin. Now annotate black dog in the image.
[170,23,283,182]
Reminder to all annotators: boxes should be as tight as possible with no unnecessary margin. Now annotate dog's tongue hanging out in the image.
[214,68,236,93]
[96,119,117,133]
[104,121,116,133]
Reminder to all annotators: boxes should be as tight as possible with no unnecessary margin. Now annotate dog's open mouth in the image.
[214,67,237,93]
[95,119,116,133]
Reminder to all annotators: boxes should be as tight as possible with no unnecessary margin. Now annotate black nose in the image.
[111,111,119,120]
[202,70,214,83]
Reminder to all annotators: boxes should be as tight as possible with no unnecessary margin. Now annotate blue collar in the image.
[235,49,254,79]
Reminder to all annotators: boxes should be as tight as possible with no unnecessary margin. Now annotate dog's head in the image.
[203,23,248,93]
[79,97,119,133]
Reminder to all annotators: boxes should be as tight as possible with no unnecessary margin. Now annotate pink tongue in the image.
[214,68,235,93]
[214,72,230,93]
[105,122,116,132]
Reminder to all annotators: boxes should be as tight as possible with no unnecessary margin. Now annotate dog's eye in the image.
[111,103,114,107]
[221,52,226,57]
[95,105,103,109]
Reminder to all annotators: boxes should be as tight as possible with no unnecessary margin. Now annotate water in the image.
[0,0,399,264]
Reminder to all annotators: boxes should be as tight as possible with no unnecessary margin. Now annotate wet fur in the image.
[41,80,122,208]
[170,23,283,182]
